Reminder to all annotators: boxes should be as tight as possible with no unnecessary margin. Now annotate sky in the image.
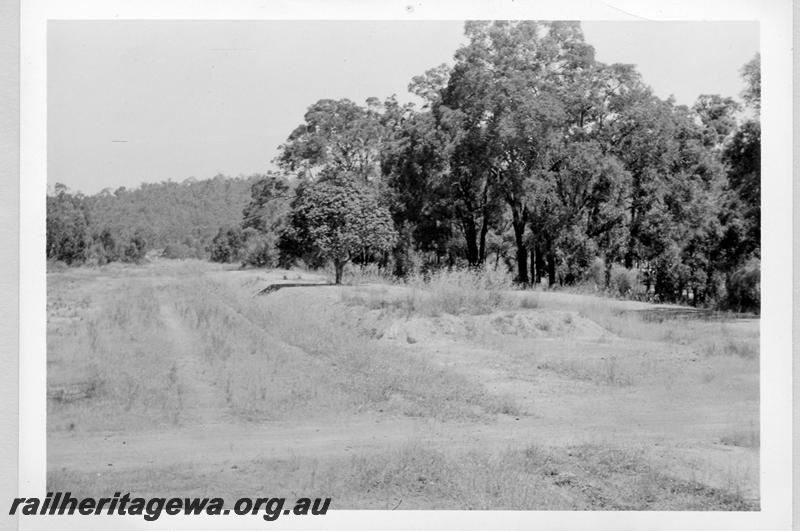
[48,21,759,194]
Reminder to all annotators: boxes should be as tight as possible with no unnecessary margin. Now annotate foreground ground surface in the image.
[47,260,759,510]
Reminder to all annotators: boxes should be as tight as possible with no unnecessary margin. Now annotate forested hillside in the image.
[47,21,760,311]
[47,175,260,262]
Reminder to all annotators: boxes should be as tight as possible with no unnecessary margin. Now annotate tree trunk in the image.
[516,245,528,285]
[530,244,537,287]
[535,243,546,287]
[478,170,493,266]
[478,214,489,266]
[462,217,479,267]
[334,260,344,285]
[547,252,556,288]
[511,209,528,284]
[624,205,637,269]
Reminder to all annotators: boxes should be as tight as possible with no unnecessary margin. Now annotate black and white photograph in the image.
[9,0,795,528]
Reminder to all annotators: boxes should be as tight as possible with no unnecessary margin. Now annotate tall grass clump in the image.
[404,266,515,316]
[699,335,759,360]
[339,262,395,285]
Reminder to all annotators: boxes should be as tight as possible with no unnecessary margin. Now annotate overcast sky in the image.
[48,21,759,194]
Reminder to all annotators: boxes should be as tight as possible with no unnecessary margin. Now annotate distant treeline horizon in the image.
[46,175,260,263]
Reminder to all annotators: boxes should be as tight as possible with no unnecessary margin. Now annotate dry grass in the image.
[48,276,194,431]
[699,336,759,359]
[48,442,757,510]
[226,284,522,420]
[342,443,756,510]
[403,268,515,316]
[341,276,757,394]
[341,271,758,364]
[538,356,635,387]
[720,424,759,449]
[341,267,520,317]
[47,261,759,510]
[48,269,522,430]
[568,298,759,360]
[165,280,349,421]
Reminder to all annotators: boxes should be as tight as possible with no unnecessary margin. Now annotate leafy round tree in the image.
[209,226,245,263]
[285,175,397,284]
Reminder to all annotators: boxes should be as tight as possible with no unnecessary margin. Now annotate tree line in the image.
[47,22,760,311]
[242,22,759,310]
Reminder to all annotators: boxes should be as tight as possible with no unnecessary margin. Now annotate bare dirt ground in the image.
[47,260,759,509]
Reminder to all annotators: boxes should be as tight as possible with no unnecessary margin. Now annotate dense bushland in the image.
[47,22,760,312]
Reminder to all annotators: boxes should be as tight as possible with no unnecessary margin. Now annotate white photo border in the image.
[20,1,792,529]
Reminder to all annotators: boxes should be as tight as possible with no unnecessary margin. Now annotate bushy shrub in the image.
[703,270,727,308]
[120,230,148,263]
[608,265,639,297]
[391,224,424,279]
[585,257,606,289]
[650,245,687,303]
[726,258,760,313]
[241,231,278,268]
[393,247,425,279]
[82,228,119,265]
[209,226,245,263]
[46,185,92,264]
[555,227,598,284]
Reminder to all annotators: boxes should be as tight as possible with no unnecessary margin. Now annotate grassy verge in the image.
[49,442,756,510]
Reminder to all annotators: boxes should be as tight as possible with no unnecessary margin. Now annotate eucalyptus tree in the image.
[723,53,761,263]
[380,100,458,269]
[276,98,388,183]
[241,173,292,234]
[740,53,761,114]
[692,94,741,150]
[390,63,505,268]
[525,59,642,284]
[436,21,628,283]
[531,140,629,285]
[713,53,760,311]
